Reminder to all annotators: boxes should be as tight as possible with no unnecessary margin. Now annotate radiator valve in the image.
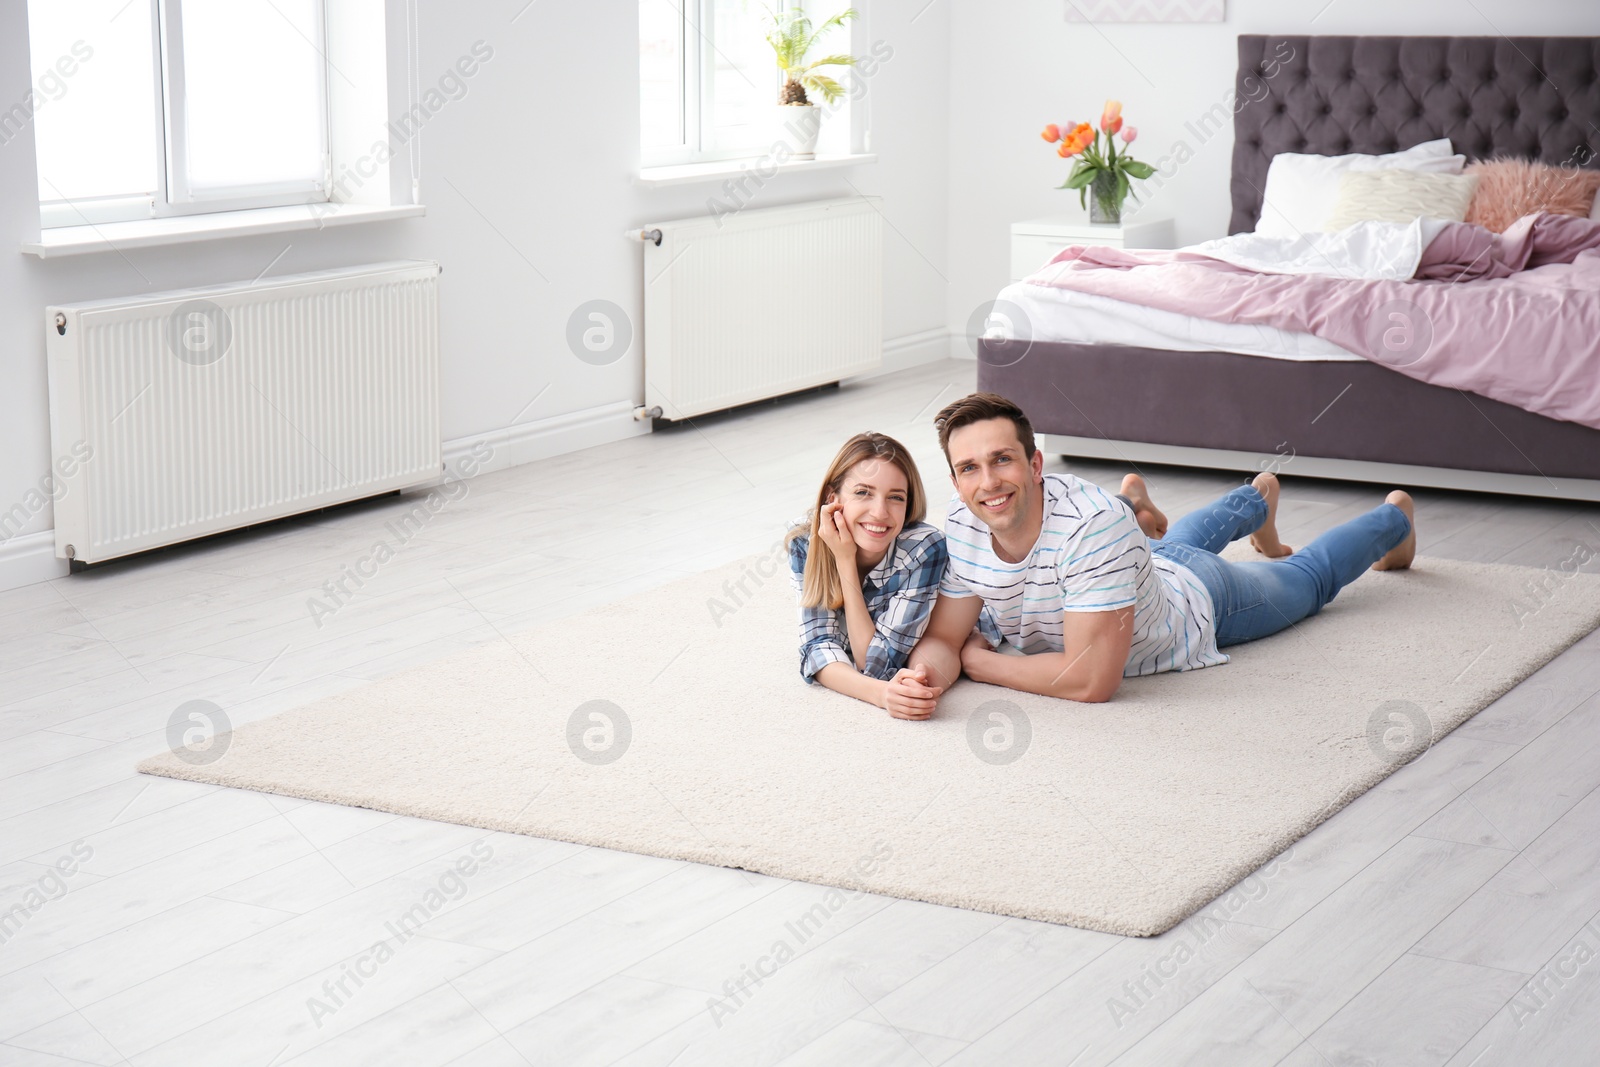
[633,405,663,421]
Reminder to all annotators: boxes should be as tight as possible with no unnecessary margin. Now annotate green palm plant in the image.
[760,5,858,106]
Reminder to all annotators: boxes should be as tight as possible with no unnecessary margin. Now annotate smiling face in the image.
[947,417,1045,548]
[830,457,909,563]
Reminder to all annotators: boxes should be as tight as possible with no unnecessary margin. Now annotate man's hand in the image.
[959,631,992,678]
[958,608,1133,703]
[882,665,942,721]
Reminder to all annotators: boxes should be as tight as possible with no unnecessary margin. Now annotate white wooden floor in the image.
[3,358,1599,1067]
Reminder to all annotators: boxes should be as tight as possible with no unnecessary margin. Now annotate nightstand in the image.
[1009,215,1176,282]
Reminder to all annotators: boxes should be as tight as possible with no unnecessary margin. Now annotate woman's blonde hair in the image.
[787,432,927,609]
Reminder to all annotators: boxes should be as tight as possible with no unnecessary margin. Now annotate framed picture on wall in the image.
[1064,0,1225,21]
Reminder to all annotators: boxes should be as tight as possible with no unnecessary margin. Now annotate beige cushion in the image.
[1324,170,1480,231]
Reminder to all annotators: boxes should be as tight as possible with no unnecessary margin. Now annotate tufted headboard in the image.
[1230,35,1600,234]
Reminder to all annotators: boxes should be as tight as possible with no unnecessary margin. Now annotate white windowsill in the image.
[636,153,877,189]
[21,202,427,258]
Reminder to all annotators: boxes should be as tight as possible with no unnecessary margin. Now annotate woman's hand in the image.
[816,499,858,574]
[882,665,942,720]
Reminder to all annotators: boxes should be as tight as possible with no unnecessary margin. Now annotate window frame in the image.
[640,0,783,171]
[37,0,333,231]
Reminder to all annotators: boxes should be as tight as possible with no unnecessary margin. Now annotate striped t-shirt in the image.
[939,473,1227,677]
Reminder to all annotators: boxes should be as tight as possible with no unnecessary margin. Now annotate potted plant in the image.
[1042,100,1155,224]
[761,4,858,159]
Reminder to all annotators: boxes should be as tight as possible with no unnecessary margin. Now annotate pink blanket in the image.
[1029,213,1600,430]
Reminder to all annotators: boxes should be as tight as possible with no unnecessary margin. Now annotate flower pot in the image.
[773,104,821,159]
[1089,170,1123,224]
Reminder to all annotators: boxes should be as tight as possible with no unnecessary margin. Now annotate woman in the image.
[787,433,947,718]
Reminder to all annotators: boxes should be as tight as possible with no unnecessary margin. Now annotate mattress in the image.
[995,279,1364,363]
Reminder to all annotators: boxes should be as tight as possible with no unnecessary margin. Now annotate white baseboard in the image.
[444,399,651,477]
[846,329,951,382]
[0,531,69,592]
[948,332,977,361]
[0,401,650,595]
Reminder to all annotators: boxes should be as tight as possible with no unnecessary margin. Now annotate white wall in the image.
[943,0,1600,348]
[12,0,1596,590]
[0,0,951,588]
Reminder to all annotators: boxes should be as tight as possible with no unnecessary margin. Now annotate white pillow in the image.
[1256,139,1465,237]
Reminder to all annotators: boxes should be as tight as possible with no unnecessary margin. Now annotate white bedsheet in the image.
[995,280,1364,362]
[993,219,1460,363]
[1184,218,1449,280]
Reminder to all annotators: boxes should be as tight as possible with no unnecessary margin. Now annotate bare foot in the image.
[1248,472,1294,558]
[1120,474,1168,539]
[1372,490,1417,570]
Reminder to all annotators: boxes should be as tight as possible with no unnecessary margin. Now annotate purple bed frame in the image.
[978,35,1600,499]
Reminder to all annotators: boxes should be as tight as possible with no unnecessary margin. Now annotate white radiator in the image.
[45,260,441,565]
[641,196,883,420]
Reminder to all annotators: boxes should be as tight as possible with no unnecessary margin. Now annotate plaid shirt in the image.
[788,522,947,683]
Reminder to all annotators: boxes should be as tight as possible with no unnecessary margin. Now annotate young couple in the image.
[786,392,1417,719]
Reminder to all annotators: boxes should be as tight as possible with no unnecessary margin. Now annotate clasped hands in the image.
[881,631,993,721]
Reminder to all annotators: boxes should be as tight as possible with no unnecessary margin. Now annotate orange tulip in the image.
[1057,140,1075,157]
[1041,123,1061,143]
[1100,99,1122,132]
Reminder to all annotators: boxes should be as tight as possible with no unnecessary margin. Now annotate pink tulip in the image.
[1120,125,1137,144]
[1100,99,1122,132]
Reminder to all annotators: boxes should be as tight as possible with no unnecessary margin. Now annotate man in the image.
[881,393,1415,719]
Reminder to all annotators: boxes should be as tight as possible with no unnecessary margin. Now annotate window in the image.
[27,0,330,229]
[640,0,859,168]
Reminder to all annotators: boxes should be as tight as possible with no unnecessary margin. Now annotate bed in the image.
[978,35,1600,501]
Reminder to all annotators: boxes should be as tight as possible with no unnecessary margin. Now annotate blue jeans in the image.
[1148,485,1412,647]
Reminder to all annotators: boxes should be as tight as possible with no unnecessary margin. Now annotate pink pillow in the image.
[1464,158,1600,232]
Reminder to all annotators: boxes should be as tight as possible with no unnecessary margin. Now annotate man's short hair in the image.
[934,392,1037,467]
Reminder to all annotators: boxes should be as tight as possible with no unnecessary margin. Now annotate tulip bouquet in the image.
[1041,100,1154,224]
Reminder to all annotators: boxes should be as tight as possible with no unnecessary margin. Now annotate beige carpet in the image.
[139,545,1600,936]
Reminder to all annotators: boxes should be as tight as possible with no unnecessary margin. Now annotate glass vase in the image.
[1089,171,1123,225]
